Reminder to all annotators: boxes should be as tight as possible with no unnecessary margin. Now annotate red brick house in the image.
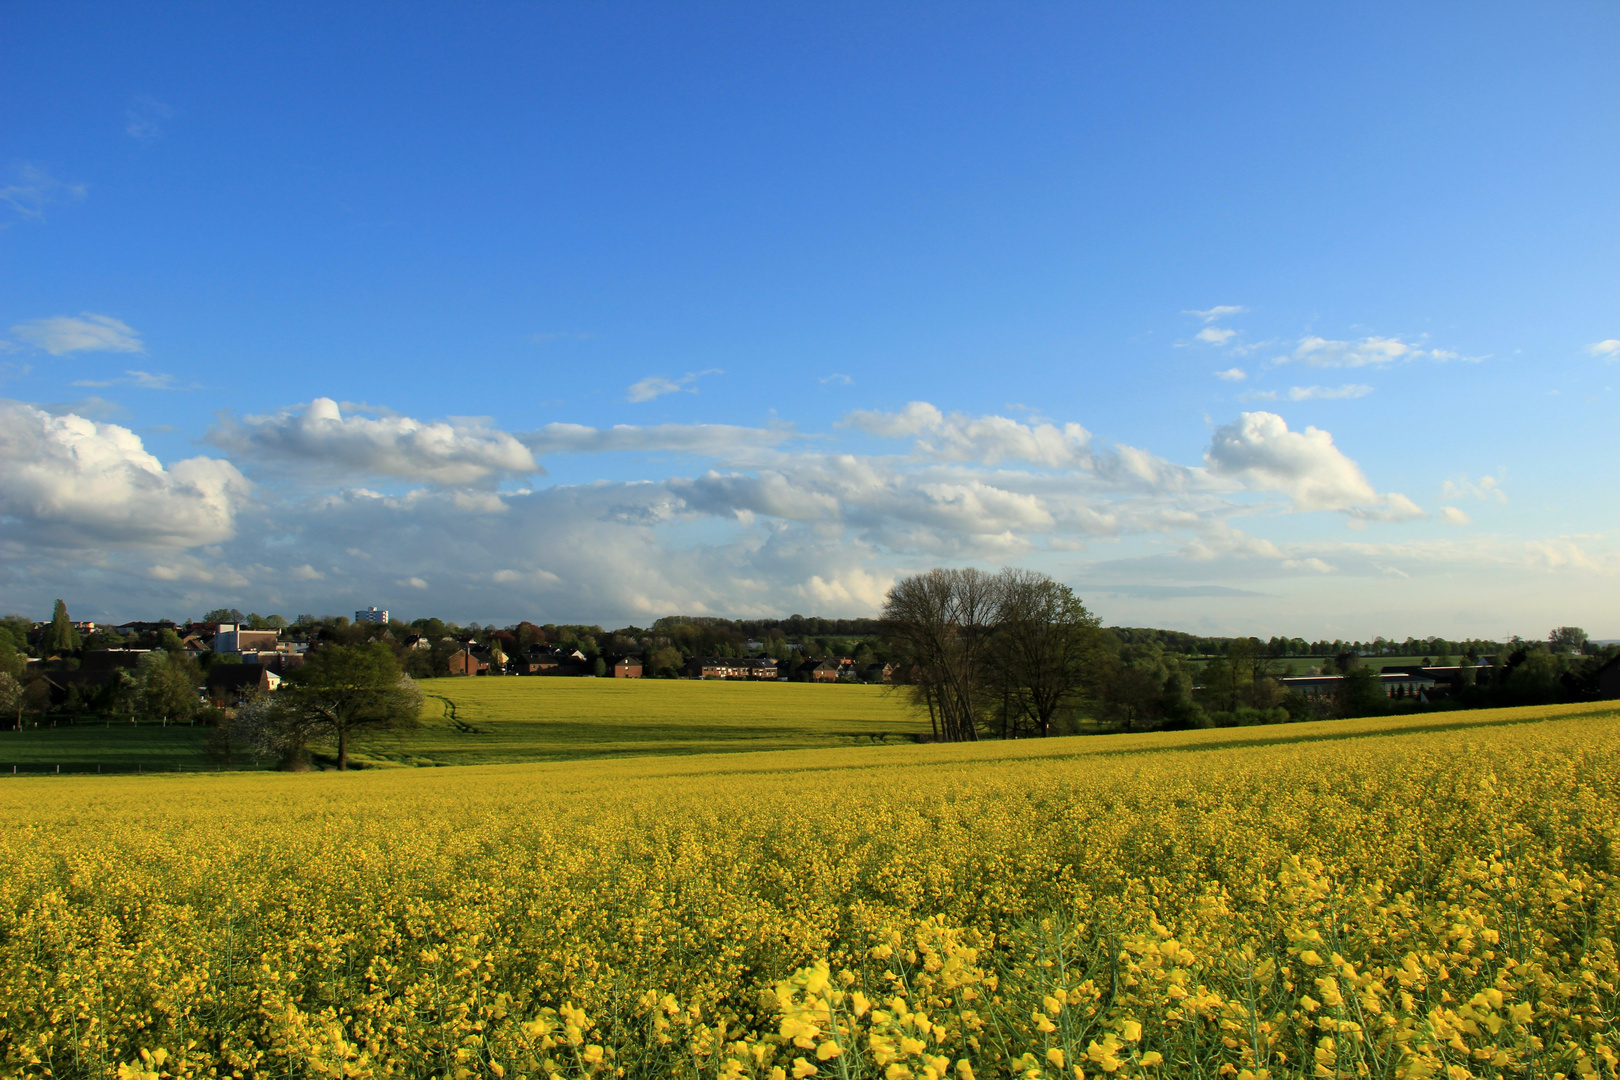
[612,657,643,678]
[447,648,488,677]
[797,659,841,683]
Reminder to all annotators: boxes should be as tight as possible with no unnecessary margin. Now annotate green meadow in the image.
[376,676,928,766]
[0,677,928,772]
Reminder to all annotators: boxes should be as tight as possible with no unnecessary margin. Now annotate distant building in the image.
[612,657,644,678]
[355,607,389,624]
[1279,671,1440,701]
[520,646,586,676]
[798,659,841,683]
[686,657,779,680]
[861,663,894,684]
[214,624,280,654]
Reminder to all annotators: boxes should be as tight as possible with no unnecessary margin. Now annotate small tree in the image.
[275,642,423,770]
[1340,666,1387,717]
[0,672,21,731]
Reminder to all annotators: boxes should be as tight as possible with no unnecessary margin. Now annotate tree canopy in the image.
[42,599,80,655]
[271,642,423,770]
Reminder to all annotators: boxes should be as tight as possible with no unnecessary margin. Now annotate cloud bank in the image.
[7,392,1597,636]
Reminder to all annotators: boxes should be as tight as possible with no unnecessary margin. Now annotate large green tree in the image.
[1548,626,1589,654]
[988,569,1106,737]
[275,642,423,770]
[136,651,201,724]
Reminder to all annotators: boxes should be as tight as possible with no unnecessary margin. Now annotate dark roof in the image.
[207,665,266,689]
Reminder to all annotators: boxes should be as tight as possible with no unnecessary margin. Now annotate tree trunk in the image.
[338,725,348,771]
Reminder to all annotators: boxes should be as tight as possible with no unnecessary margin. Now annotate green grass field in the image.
[378,676,929,766]
[0,718,215,774]
[0,677,929,772]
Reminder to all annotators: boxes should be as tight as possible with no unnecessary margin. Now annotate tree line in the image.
[881,568,1619,742]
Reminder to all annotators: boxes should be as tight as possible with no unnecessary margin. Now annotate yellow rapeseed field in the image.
[1,703,1616,1080]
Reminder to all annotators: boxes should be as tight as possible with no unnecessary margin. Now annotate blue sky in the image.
[2,2,1617,636]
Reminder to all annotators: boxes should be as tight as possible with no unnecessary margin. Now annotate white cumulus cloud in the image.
[209,398,540,486]
[0,399,249,548]
[1195,327,1237,345]
[1214,368,1247,381]
[843,402,1092,467]
[1586,339,1620,360]
[1204,411,1377,511]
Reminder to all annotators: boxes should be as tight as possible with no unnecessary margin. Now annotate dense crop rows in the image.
[1,704,1616,1079]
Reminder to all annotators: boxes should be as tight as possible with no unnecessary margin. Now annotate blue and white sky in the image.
[3,3,1617,636]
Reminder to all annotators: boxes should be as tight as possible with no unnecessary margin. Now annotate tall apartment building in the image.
[355,606,389,624]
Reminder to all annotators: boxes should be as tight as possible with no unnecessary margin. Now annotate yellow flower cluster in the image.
[0,704,1615,1079]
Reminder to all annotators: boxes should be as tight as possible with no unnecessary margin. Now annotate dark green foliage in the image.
[42,600,80,655]
[274,642,423,770]
[136,651,202,724]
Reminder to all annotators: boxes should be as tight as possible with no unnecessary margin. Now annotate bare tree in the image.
[883,568,1005,742]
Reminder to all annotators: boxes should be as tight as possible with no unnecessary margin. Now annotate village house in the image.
[861,662,894,684]
[447,648,488,676]
[796,659,842,683]
[611,657,643,678]
[520,645,587,675]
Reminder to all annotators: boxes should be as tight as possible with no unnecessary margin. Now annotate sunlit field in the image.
[383,676,930,765]
[0,677,928,772]
[3,700,1617,1079]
